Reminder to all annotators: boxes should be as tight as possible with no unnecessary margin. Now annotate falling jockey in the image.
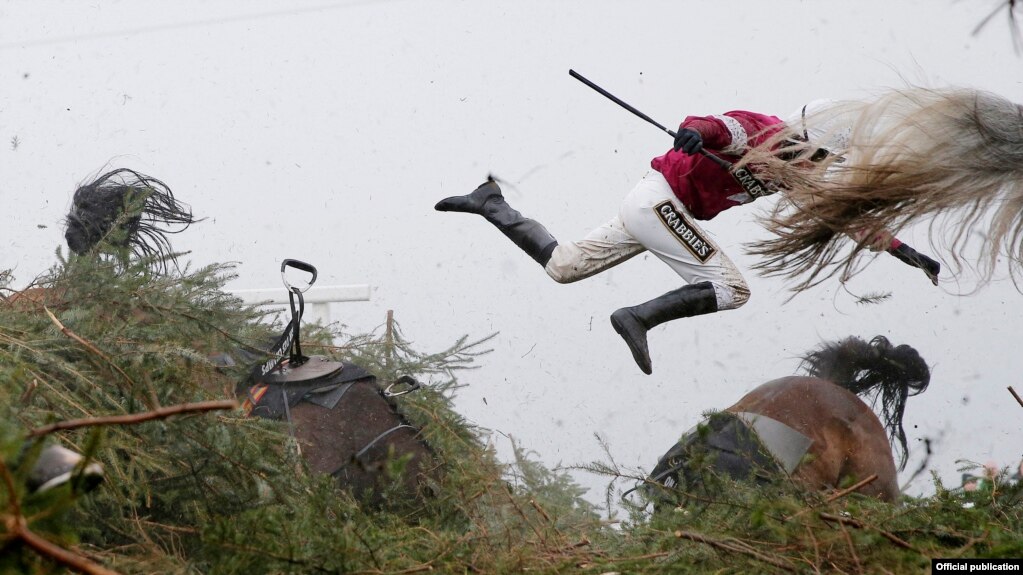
[435,101,940,375]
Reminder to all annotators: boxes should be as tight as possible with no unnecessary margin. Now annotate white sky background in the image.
[1,0,1021,511]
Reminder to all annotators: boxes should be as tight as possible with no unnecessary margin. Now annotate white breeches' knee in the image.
[544,216,644,283]
[618,171,750,310]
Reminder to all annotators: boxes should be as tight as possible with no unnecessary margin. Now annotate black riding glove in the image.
[673,128,703,155]
[890,244,941,287]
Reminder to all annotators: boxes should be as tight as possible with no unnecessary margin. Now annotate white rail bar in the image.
[228,284,371,325]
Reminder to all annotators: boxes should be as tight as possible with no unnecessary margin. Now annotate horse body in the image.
[650,336,929,504]
[725,375,899,501]
[243,360,436,508]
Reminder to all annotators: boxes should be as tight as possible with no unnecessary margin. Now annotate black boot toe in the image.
[435,180,503,213]
[434,196,468,212]
[610,308,653,375]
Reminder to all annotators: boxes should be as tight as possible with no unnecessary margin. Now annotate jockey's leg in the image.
[610,283,720,375]
[436,177,645,277]
[610,171,750,375]
[543,215,644,283]
[435,178,559,266]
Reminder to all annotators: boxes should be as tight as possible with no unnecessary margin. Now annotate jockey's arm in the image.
[674,112,785,156]
[849,228,898,252]
[850,229,941,285]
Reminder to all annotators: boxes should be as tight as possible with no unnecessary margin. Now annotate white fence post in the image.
[227,284,372,325]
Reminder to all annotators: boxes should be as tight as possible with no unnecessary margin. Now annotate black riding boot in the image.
[610,282,719,375]
[435,178,559,266]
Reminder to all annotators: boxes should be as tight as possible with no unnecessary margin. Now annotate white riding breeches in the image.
[543,171,750,310]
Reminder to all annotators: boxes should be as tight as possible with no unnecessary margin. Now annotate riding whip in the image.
[569,69,772,200]
[567,69,940,285]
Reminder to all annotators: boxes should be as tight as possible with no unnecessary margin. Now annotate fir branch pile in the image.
[1,253,1022,574]
[0,253,601,574]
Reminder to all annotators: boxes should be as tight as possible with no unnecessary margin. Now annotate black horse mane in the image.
[64,168,197,273]
[798,335,930,470]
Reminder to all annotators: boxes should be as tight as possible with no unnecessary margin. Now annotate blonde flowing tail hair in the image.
[740,87,1023,292]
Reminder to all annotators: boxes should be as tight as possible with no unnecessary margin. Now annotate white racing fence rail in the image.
[227,284,372,326]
